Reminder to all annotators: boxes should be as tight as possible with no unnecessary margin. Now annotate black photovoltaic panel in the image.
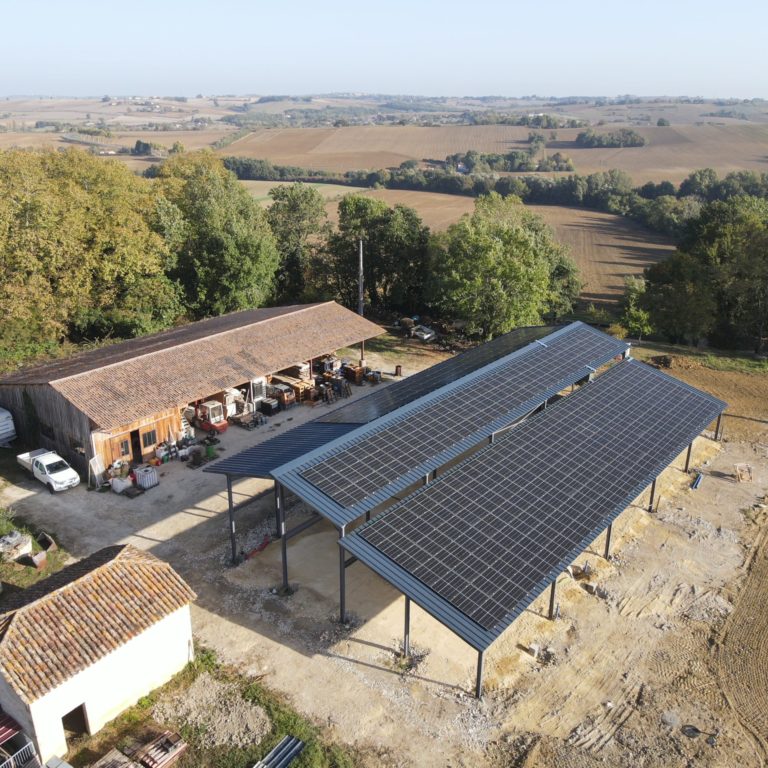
[318,325,558,425]
[203,422,357,478]
[357,359,725,634]
[300,325,625,509]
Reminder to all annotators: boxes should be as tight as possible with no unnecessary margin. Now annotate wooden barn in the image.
[0,302,383,476]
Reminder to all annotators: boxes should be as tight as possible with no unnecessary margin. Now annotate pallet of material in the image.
[280,363,311,381]
[90,748,141,768]
[272,374,315,402]
[126,731,187,768]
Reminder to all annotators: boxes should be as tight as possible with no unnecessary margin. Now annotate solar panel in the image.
[349,359,725,642]
[318,325,559,424]
[203,422,358,478]
[296,324,627,513]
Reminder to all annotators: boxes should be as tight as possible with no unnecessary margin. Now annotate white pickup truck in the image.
[17,449,81,493]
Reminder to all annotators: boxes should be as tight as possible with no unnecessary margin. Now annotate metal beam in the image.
[604,523,612,560]
[274,482,282,538]
[648,479,656,513]
[339,527,347,624]
[277,484,288,590]
[227,476,237,564]
[284,513,322,541]
[684,442,693,474]
[404,596,411,657]
[548,580,557,620]
[475,650,485,699]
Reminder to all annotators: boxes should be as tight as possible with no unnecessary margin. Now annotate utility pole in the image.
[358,237,365,366]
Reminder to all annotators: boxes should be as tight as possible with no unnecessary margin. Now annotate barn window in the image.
[69,435,86,455]
[142,429,157,449]
[118,439,130,457]
[40,422,55,439]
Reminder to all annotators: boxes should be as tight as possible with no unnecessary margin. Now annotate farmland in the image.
[2,95,768,185]
[222,123,768,184]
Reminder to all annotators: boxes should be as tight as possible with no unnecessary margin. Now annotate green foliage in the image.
[323,195,430,313]
[428,194,579,338]
[656,118,671,126]
[575,128,646,148]
[619,276,652,340]
[267,183,329,302]
[0,148,181,364]
[156,152,279,318]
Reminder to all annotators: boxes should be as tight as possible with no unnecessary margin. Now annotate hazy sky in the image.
[1,0,765,98]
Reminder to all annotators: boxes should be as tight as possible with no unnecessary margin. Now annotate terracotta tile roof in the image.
[0,302,383,430]
[0,546,196,704]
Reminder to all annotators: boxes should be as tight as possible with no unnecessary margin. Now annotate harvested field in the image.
[220,123,768,184]
[242,179,357,203]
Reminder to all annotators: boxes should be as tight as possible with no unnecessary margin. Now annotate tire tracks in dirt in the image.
[716,521,768,764]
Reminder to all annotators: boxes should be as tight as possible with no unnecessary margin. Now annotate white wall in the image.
[27,605,193,762]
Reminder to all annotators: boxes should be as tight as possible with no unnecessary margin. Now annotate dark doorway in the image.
[130,429,142,463]
[62,703,89,742]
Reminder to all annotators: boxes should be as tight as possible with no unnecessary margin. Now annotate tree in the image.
[323,195,430,313]
[155,152,279,318]
[678,168,719,200]
[643,252,717,345]
[267,183,328,302]
[679,196,768,352]
[619,276,652,340]
[428,194,578,339]
[656,118,670,126]
[0,148,181,364]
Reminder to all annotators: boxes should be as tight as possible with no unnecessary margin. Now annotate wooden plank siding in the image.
[0,384,93,474]
[91,408,182,470]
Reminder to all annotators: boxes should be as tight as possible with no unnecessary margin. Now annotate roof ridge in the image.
[48,303,328,385]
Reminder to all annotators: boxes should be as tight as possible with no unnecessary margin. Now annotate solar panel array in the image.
[203,422,358,478]
[318,325,558,425]
[299,324,626,510]
[355,359,725,635]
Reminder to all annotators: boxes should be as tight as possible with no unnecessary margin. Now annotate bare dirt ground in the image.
[0,343,766,767]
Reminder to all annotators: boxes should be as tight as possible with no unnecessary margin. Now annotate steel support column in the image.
[715,413,723,441]
[648,479,656,513]
[274,483,282,538]
[684,442,693,473]
[227,476,237,564]
[339,529,347,624]
[475,651,485,699]
[548,580,557,620]
[404,597,411,657]
[604,523,612,560]
[277,484,288,590]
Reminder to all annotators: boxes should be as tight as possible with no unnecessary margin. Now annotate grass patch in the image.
[0,507,69,591]
[66,646,358,768]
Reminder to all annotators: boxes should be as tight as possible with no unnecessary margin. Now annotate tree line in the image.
[219,155,768,241]
[620,195,768,353]
[0,149,581,370]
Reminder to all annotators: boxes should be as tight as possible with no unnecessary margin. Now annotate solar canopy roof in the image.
[206,324,562,479]
[342,359,725,651]
[273,322,628,527]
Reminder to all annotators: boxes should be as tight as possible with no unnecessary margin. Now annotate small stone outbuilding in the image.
[0,546,196,762]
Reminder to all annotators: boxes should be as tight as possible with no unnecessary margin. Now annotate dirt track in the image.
[717,517,768,762]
